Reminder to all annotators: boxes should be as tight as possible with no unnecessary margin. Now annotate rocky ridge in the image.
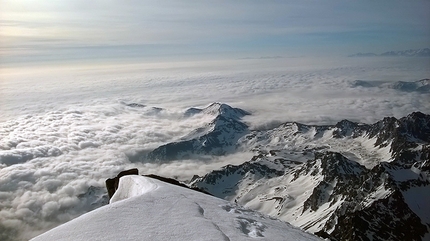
[175,104,430,240]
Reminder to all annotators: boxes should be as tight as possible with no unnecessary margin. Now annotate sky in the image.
[1,0,430,65]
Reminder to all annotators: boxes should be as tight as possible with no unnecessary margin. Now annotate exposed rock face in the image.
[189,111,430,240]
[144,103,250,162]
[327,190,427,241]
[106,168,139,199]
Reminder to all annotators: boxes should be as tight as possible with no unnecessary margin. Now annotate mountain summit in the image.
[145,103,250,162]
[32,175,320,241]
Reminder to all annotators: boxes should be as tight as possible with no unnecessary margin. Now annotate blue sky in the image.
[1,0,429,65]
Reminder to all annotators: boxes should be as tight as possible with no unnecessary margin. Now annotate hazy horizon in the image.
[2,0,430,66]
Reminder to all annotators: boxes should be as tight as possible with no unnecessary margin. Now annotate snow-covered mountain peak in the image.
[184,107,430,240]
[417,78,430,85]
[350,78,430,93]
[144,103,250,162]
[333,119,363,138]
[184,102,250,120]
[32,175,320,241]
[202,102,250,120]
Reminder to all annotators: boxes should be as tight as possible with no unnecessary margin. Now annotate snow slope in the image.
[32,175,319,241]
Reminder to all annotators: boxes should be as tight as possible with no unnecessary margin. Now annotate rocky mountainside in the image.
[178,105,430,240]
[144,103,250,162]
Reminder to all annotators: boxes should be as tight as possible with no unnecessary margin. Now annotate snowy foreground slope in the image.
[32,175,319,241]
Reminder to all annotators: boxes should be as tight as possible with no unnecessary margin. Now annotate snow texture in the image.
[32,175,320,241]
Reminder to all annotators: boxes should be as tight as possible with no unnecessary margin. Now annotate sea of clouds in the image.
[0,57,429,240]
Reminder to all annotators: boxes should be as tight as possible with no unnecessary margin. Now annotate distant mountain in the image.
[239,56,284,60]
[351,78,430,93]
[349,48,430,57]
[143,103,250,162]
[348,52,378,57]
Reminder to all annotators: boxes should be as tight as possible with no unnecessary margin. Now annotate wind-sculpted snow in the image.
[32,176,320,241]
[110,175,158,203]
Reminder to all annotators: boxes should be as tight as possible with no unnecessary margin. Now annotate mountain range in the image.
[349,48,430,57]
[351,79,430,93]
[140,102,429,240]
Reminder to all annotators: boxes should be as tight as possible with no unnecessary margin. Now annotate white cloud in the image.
[0,103,219,240]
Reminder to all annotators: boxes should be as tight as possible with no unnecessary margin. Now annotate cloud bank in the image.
[0,103,254,240]
[0,56,429,240]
